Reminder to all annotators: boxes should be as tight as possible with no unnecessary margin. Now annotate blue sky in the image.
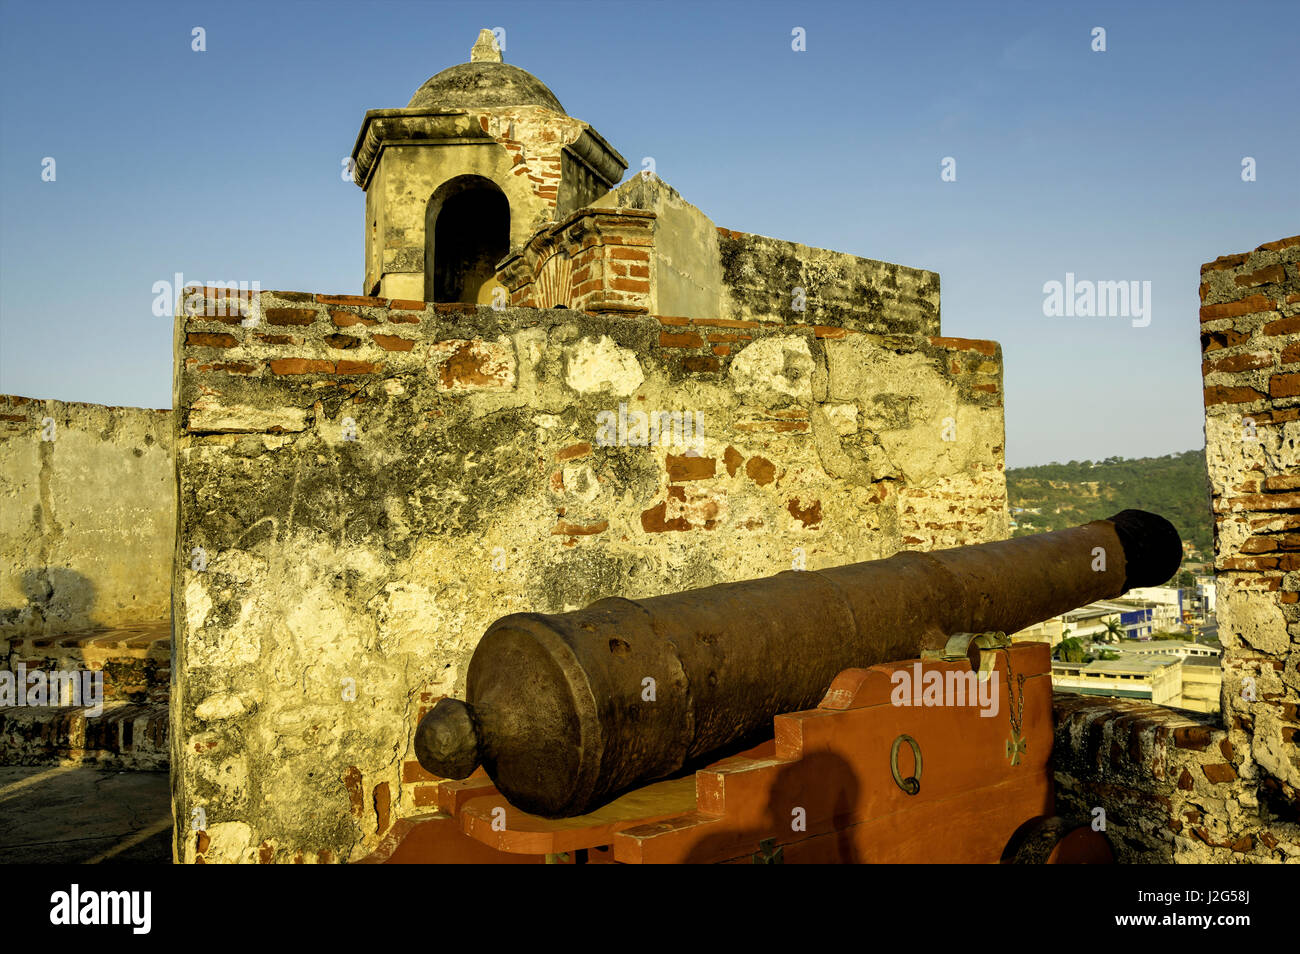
[1,0,1295,467]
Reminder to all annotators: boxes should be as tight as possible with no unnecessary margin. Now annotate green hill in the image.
[1006,450,1212,558]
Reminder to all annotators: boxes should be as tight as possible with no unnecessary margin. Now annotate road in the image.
[0,765,171,864]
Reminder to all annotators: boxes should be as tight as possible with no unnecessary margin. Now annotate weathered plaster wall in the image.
[504,173,942,335]
[171,287,1006,863]
[0,394,172,640]
[1051,235,1300,863]
[716,229,940,335]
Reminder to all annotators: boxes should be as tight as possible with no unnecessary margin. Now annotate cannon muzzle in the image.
[417,509,1180,817]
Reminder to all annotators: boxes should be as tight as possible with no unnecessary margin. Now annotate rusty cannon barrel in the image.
[416,510,1180,817]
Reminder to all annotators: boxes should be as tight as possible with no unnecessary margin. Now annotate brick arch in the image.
[532,250,574,308]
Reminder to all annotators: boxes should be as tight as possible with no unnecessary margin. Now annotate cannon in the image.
[415,510,1180,822]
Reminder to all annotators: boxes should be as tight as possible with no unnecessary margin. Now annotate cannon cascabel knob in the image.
[415,697,481,780]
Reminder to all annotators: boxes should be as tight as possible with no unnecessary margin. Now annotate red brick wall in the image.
[499,208,653,314]
[181,290,432,386]
[480,114,562,211]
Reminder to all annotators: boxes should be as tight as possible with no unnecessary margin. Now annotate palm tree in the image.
[1102,618,1125,643]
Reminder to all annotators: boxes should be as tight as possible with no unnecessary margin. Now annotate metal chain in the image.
[1002,648,1027,735]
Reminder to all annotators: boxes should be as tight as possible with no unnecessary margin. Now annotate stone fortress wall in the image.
[0,394,172,640]
[170,286,1007,862]
[1052,235,1300,863]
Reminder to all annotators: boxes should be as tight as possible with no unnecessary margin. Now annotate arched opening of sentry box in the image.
[425,175,510,304]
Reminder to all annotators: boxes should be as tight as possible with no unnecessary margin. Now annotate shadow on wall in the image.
[681,752,861,864]
[0,568,100,639]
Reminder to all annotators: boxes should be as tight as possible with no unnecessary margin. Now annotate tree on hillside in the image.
[1006,450,1212,552]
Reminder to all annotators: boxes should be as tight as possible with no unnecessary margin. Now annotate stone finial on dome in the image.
[471,29,503,63]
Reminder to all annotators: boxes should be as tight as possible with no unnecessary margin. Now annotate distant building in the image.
[1125,584,1217,628]
[1052,656,1182,706]
[1112,640,1220,661]
[1019,608,1221,712]
[1125,586,1182,604]
[1012,615,1064,648]
[1175,656,1223,714]
[1116,599,1183,636]
[1193,575,1217,615]
[1049,641,1221,713]
[1066,599,1170,640]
